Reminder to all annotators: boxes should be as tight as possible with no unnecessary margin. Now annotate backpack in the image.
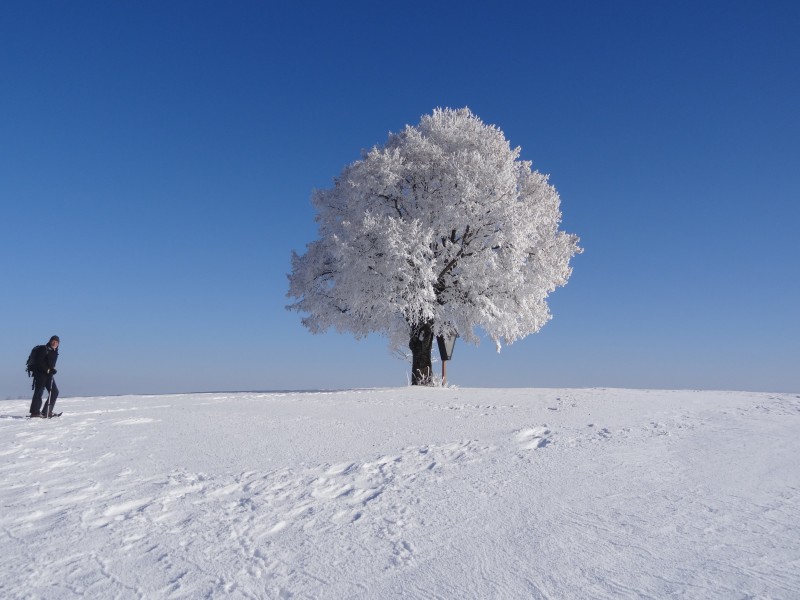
[26,345,46,377]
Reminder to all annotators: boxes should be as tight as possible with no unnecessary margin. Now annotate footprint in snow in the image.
[515,427,552,450]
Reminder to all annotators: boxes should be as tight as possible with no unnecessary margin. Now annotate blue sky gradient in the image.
[2,1,798,398]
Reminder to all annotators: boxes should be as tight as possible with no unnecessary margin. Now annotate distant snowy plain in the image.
[1,387,799,599]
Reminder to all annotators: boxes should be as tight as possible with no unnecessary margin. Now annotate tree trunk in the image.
[409,321,434,385]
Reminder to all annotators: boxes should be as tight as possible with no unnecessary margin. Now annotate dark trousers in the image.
[29,376,58,416]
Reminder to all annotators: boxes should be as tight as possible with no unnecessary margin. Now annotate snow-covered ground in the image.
[1,387,799,599]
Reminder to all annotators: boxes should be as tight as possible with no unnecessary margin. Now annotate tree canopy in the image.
[288,108,581,382]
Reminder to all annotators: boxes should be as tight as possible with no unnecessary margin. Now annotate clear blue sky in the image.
[2,0,798,398]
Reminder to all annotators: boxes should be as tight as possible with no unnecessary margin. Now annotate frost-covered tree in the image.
[288,108,581,385]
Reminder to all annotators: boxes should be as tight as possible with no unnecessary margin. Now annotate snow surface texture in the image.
[2,388,799,599]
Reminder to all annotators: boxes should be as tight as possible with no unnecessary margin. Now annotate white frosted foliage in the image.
[288,107,581,352]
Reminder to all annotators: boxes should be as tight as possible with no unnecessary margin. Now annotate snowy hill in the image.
[2,388,799,599]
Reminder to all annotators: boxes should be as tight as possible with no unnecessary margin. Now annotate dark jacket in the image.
[33,345,58,376]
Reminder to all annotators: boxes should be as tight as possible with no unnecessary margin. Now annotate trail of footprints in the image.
[74,423,563,542]
[15,404,706,595]
[73,438,499,592]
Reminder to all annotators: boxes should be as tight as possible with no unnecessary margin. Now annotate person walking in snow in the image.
[29,335,60,418]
